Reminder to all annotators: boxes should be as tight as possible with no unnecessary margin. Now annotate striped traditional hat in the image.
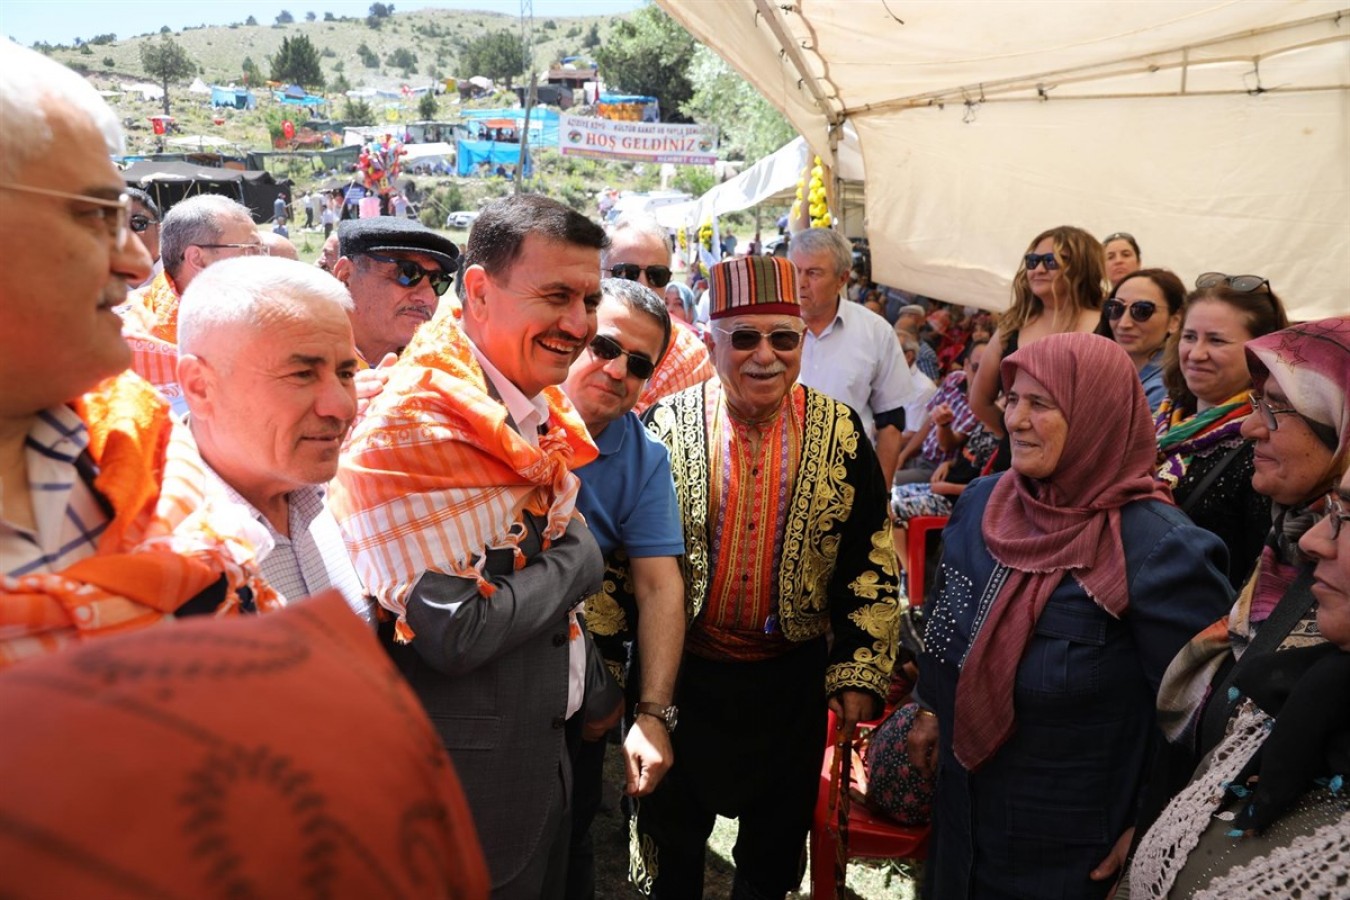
[708,255,800,320]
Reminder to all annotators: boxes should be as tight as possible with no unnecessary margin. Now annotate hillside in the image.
[39,7,621,93]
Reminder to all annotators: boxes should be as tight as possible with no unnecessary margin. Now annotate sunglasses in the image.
[129,214,159,233]
[1247,389,1304,432]
[1196,272,1270,293]
[0,182,131,248]
[713,325,804,352]
[1104,299,1159,322]
[1024,252,1060,271]
[608,263,672,289]
[365,252,453,296]
[588,333,655,379]
[1321,490,1348,540]
[1103,231,1136,245]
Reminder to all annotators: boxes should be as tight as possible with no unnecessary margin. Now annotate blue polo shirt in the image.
[573,411,684,560]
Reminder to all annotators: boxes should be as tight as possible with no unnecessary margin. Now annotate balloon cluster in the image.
[676,226,688,251]
[358,135,406,197]
[697,221,714,251]
[791,156,833,228]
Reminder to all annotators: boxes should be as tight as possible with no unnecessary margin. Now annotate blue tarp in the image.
[459,107,560,147]
[273,91,326,107]
[455,139,533,178]
[210,86,256,110]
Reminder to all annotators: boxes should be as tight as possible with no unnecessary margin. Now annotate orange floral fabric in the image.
[0,372,279,667]
[120,270,181,344]
[633,321,714,416]
[330,310,597,641]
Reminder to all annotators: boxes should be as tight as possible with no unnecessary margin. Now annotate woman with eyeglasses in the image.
[1129,317,1350,899]
[969,225,1107,472]
[1103,231,1142,288]
[1154,275,1289,590]
[1100,268,1184,413]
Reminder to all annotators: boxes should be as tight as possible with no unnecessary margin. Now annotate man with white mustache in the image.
[633,255,901,899]
[176,257,372,622]
[333,216,459,366]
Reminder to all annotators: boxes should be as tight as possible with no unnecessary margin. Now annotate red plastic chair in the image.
[809,709,929,898]
[904,515,948,608]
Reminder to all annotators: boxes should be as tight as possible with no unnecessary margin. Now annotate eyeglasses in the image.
[1104,299,1159,322]
[1248,389,1301,431]
[1320,490,1348,540]
[0,182,131,248]
[608,263,672,289]
[1196,272,1270,293]
[588,333,655,380]
[1024,252,1060,271]
[194,241,270,256]
[129,214,159,233]
[364,252,453,296]
[713,325,804,352]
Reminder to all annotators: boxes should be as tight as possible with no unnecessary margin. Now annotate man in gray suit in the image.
[333,195,610,898]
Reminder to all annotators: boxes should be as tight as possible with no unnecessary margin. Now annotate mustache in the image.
[742,362,786,377]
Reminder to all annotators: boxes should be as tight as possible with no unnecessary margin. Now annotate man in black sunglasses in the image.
[125,187,161,289]
[333,216,458,366]
[560,277,686,900]
[603,215,714,414]
[633,255,899,899]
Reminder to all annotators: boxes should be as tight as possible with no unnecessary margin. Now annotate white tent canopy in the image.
[659,1,1349,319]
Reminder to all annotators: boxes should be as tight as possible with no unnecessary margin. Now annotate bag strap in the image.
[1198,564,1317,752]
[1179,440,1248,516]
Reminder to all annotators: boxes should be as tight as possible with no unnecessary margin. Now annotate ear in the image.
[460,265,490,323]
[332,256,353,284]
[176,354,214,417]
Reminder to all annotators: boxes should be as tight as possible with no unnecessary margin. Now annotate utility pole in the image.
[515,0,534,196]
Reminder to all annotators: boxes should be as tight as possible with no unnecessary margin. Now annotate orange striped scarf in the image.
[123,328,181,399]
[633,321,714,416]
[330,310,598,642]
[0,372,280,667]
[120,270,181,344]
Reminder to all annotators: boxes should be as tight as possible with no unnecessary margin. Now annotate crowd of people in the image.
[2,37,1348,900]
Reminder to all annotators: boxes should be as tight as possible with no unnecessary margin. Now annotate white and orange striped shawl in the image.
[330,310,598,642]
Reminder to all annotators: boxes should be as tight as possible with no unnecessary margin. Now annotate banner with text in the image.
[559,114,718,166]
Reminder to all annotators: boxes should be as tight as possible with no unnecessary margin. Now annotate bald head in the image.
[260,230,299,260]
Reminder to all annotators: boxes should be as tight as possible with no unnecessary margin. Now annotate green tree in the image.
[245,15,258,26]
[270,34,325,88]
[276,10,295,24]
[306,11,317,21]
[593,6,695,122]
[417,91,439,120]
[342,97,376,126]
[357,41,379,68]
[386,47,417,70]
[139,34,194,116]
[241,55,262,85]
[681,46,794,163]
[460,29,525,87]
[331,72,352,94]
[582,23,600,50]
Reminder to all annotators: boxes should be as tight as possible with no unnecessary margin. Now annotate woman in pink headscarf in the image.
[910,333,1233,899]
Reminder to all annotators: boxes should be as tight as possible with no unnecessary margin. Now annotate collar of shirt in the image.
[805,297,845,342]
[592,411,632,459]
[465,335,551,446]
[212,471,326,544]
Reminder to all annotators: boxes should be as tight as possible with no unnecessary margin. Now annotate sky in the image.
[1,0,644,46]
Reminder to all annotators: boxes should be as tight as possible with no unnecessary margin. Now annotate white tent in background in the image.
[659,1,1349,319]
[188,77,211,95]
[125,82,165,102]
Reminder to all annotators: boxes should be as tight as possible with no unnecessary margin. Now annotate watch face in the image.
[664,706,678,732]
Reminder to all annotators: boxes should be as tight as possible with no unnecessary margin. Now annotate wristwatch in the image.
[634,702,678,733]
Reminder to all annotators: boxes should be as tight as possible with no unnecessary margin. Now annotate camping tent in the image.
[210,85,256,110]
[188,78,211,96]
[659,1,1349,319]
[121,159,291,223]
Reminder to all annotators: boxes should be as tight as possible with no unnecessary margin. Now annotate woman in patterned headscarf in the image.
[912,333,1233,899]
[1130,316,1350,899]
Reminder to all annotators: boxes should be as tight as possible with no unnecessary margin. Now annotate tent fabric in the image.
[455,139,532,177]
[121,160,290,224]
[658,1,1349,320]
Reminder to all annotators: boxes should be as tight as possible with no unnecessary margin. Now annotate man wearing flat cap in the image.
[631,255,900,899]
[333,216,459,366]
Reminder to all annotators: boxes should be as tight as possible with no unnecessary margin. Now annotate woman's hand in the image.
[929,461,952,486]
[907,708,939,779]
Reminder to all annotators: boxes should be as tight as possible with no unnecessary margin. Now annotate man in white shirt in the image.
[176,257,372,622]
[791,228,915,484]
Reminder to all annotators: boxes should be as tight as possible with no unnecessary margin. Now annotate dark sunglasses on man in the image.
[1104,299,1159,322]
[1195,271,1271,294]
[588,334,655,380]
[608,263,672,289]
[1024,252,1060,271]
[713,325,804,352]
[366,252,454,296]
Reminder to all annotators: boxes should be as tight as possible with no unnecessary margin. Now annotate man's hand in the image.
[906,709,939,779]
[1090,826,1134,891]
[353,352,398,418]
[930,403,954,427]
[624,714,673,796]
[828,689,878,735]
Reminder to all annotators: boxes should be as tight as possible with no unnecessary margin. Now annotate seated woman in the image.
[910,333,1233,899]
[1130,318,1350,897]
[1103,231,1143,289]
[1155,275,1289,590]
[969,226,1107,473]
[1102,268,1183,413]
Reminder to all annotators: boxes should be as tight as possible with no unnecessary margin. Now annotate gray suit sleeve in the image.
[404,516,605,676]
